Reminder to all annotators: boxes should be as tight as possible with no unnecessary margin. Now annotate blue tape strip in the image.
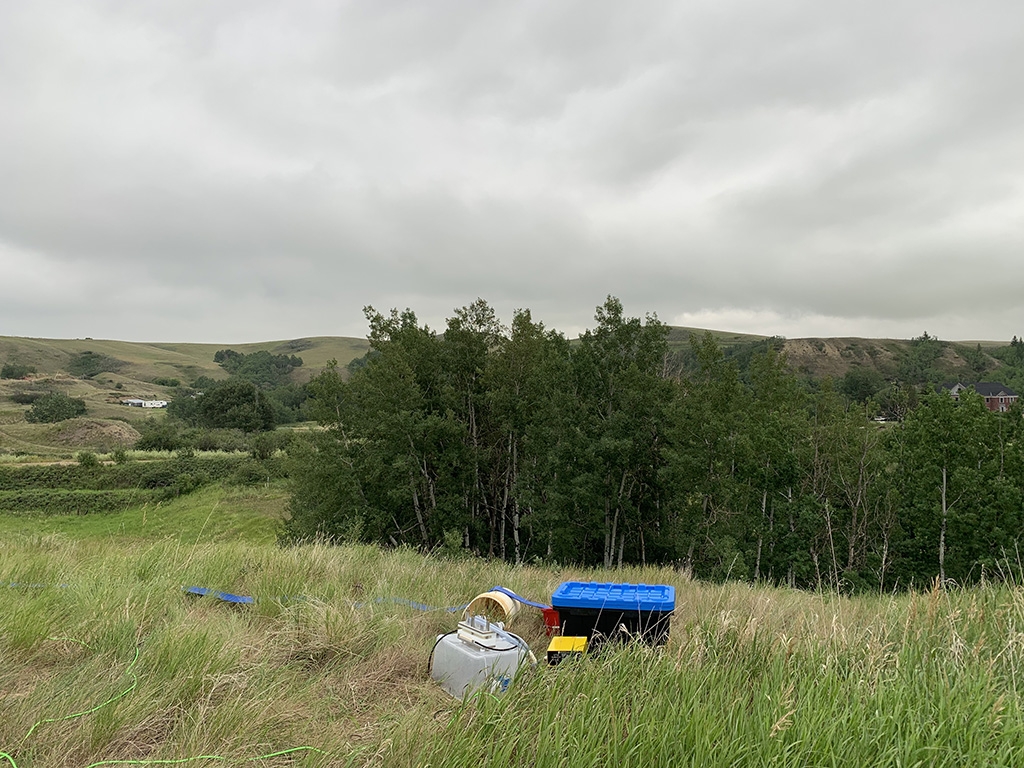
[183,586,254,604]
[489,586,551,610]
[15,582,537,614]
[183,587,470,613]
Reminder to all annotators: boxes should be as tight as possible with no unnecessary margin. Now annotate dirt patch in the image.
[53,419,141,450]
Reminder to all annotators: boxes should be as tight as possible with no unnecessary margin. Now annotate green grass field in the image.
[4,488,1024,767]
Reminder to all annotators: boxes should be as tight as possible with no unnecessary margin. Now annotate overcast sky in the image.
[1,1,1022,344]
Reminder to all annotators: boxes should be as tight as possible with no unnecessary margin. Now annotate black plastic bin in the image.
[551,581,675,646]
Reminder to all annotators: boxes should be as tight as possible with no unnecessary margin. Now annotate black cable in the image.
[426,630,458,675]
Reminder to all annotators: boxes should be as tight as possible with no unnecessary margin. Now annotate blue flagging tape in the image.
[13,581,544,614]
[489,586,551,610]
[180,585,548,613]
[183,587,469,612]
[182,586,255,604]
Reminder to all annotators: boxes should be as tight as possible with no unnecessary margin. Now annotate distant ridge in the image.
[0,330,1013,385]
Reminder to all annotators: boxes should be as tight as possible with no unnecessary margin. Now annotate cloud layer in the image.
[2,1,1022,342]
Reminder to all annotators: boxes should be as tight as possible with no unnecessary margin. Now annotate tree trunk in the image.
[409,472,429,548]
[755,488,767,581]
[512,441,522,564]
[939,465,948,585]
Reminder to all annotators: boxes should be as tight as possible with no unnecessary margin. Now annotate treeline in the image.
[284,297,1024,593]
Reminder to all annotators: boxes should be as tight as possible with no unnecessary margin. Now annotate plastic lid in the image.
[551,581,675,612]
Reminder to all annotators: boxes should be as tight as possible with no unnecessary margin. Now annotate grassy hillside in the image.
[0,335,370,456]
[3,489,1024,766]
[664,325,769,347]
[0,335,369,383]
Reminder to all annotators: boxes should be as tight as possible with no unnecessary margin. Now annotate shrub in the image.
[9,392,43,405]
[1,362,36,379]
[67,351,125,378]
[0,454,281,496]
[25,392,87,423]
[153,377,181,387]
[178,428,247,453]
[76,451,100,469]
[249,430,292,460]
[134,419,181,451]
[0,489,160,514]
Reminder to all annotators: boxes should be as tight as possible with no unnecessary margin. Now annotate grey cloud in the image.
[1,0,1022,342]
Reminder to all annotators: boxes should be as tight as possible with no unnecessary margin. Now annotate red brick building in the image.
[946,382,1019,412]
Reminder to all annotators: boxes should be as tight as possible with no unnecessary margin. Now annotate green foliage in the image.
[166,390,201,425]
[282,432,365,542]
[176,373,307,430]
[668,335,786,381]
[1,362,36,379]
[196,379,276,432]
[66,351,125,378]
[345,349,379,374]
[25,392,87,423]
[956,343,992,378]
[840,365,887,403]
[152,376,180,387]
[987,338,1024,395]
[898,331,945,385]
[265,382,309,424]
[0,454,288,519]
[76,450,99,469]
[285,298,1024,593]
[0,488,161,514]
[9,392,43,405]
[184,427,248,453]
[167,379,281,433]
[191,375,220,391]
[133,418,181,451]
[134,416,287,454]
[248,430,291,460]
[213,349,303,387]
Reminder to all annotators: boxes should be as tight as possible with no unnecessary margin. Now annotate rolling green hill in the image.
[0,335,369,456]
[0,335,369,383]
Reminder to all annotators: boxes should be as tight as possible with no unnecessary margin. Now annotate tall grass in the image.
[4,531,1024,766]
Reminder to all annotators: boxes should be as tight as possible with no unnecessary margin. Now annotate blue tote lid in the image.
[551,581,675,612]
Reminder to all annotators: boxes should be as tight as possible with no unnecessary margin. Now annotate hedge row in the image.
[0,455,287,491]
[0,489,164,515]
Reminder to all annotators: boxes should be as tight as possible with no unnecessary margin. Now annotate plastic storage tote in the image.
[550,581,675,646]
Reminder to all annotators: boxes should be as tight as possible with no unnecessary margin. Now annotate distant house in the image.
[120,398,168,409]
[944,382,1019,412]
